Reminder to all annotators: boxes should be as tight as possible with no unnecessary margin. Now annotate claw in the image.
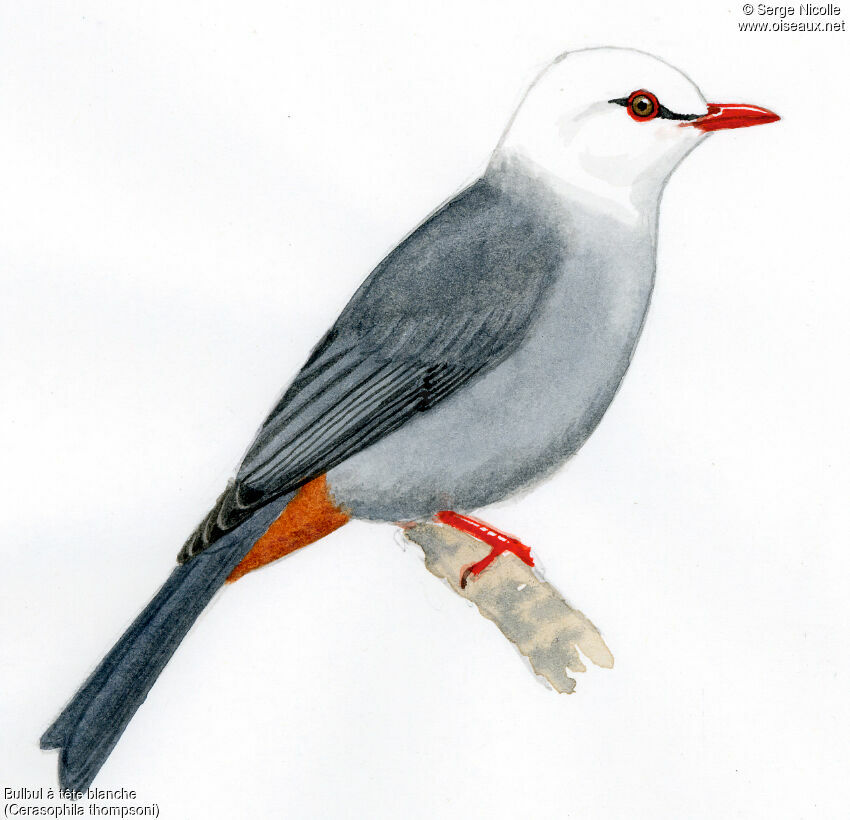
[435,511,534,588]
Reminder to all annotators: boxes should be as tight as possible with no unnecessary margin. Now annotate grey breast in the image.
[180,157,657,560]
[179,159,565,560]
[326,163,658,521]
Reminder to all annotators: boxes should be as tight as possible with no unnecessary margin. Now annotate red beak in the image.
[683,103,780,132]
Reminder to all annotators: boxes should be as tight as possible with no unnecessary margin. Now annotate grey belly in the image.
[326,250,655,521]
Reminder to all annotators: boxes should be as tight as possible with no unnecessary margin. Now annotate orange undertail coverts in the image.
[227,475,349,583]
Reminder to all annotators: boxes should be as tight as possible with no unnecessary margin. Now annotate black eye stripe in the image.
[609,96,700,121]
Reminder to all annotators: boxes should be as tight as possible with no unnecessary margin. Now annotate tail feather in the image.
[40,494,293,792]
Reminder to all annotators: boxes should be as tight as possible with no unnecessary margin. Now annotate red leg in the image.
[435,511,534,589]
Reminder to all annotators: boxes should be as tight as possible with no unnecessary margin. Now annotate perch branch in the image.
[403,522,614,693]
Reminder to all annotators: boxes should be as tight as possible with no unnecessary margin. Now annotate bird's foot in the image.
[434,511,534,589]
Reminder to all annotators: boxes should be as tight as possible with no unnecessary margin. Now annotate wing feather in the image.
[178,173,565,561]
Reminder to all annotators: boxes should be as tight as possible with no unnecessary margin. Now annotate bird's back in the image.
[180,164,567,558]
[325,158,660,519]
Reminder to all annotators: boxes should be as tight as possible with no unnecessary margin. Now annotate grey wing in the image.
[179,175,564,561]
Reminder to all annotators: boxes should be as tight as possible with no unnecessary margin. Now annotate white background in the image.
[1,2,848,818]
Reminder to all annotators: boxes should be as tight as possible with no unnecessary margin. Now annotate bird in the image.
[40,46,779,791]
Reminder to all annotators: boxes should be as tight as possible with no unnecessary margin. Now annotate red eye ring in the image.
[626,89,659,122]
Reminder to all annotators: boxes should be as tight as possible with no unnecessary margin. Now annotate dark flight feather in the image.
[179,171,565,561]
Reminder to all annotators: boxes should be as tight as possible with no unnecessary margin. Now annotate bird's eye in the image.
[627,90,659,121]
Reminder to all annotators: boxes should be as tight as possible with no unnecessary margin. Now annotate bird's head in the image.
[495,47,779,224]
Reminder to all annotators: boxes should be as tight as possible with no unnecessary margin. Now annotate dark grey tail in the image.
[40,496,293,792]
